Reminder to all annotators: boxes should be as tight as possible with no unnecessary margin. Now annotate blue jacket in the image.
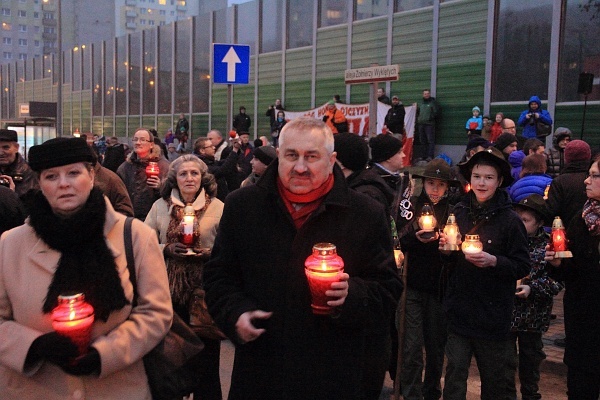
[517,96,553,139]
[508,150,526,183]
[509,173,553,203]
[465,116,483,131]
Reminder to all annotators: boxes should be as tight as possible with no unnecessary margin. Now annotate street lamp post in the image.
[56,0,62,136]
[44,0,61,136]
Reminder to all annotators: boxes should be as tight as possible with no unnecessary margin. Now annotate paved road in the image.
[216,291,568,399]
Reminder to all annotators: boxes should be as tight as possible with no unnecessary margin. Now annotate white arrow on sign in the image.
[222,46,241,82]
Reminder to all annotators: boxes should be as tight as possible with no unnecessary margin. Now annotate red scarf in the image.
[277,174,334,229]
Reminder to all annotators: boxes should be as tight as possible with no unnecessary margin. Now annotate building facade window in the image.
[18,38,27,46]
[2,8,10,16]
[260,0,282,53]
[237,1,257,52]
[320,0,348,27]
[19,24,26,32]
[395,0,433,12]
[2,37,11,44]
[288,0,313,49]
[492,0,553,101]
[2,23,11,30]
[355,0,389,20]
[557,0,600,102]
[18,10,26,17]
[19,53,26,60]
[3,52,11,59]
[34,11,39,18]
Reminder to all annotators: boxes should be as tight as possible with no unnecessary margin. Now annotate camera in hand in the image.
[528,114,536,126]
[0,177,9,187]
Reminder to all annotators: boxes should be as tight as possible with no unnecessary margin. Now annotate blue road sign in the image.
[213,44,250,85]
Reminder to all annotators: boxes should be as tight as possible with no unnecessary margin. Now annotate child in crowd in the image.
[510,194,564,400]
[490,112,504,143]
[465,106,483,138]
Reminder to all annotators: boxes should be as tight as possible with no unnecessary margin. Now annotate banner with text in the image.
[283,102,416,165]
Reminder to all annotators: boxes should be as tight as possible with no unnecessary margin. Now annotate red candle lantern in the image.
[51,293,95,355]
[145,161,160,179]
[304,243,345,315]
[179,204,198,255]
[551,216,573,258]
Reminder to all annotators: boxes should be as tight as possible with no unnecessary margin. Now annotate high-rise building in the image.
[0,0,208,63]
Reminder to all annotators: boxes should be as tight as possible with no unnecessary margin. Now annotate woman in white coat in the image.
[145,154,224,400]
[0,137,172,400]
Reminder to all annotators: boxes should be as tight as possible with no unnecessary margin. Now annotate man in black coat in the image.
[204,117,402,400]
[193,136,240,202]
[233,106,251,133]
[384,95,406,135]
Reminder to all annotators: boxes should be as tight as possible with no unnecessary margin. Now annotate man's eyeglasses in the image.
[586,173,600,181]
[132,137,150,143]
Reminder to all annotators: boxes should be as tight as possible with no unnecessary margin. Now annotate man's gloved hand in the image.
[62,348,101,376]
[322,116,328,123]
[26,332,79,367]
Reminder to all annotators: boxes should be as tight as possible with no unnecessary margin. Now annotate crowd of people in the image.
[0,91,598,400]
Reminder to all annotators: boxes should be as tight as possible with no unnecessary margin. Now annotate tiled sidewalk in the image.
[540,291,567,374]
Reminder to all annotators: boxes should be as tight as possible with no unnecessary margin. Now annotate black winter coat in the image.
[204,163,402,400]
[400,191,453,295]
[384,104,406,135]
[346,168,394,213]
[546,160,589,229]
[443,190,530,340]
[551,216,600,372]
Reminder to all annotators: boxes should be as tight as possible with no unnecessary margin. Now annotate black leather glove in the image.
[163,242,188,259]
[322,116,328,122]
[62,348,101,376]
[25,332,79,367]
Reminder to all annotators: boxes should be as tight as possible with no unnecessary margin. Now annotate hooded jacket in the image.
[517,96,553,139]
[546,128,571,178]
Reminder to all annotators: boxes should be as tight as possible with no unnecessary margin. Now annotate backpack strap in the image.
[123,217,138,307]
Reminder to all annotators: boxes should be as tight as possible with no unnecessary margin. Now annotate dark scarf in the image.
[277,174,334,229]
[29,188,129,321]
[582,198,600,237]
[165,192,211,306]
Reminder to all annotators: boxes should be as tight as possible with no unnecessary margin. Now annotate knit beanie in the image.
[253,145,277,166]
[472,106,481,113]
[564,139,591,164]
[28,137,95,172]
[466,136,491,152]
[334,132,369,171]
[494,133,518,152]
[369,134,403,164]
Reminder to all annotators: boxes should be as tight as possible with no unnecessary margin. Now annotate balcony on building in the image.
[126,22,137,29]
[42,32,57,40]
[126,0,137,5]
[126,10,137,17]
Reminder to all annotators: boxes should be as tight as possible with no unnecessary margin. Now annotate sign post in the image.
[345,64,399,135]
[213,44,251,132]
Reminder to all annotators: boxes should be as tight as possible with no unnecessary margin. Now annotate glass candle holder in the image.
[304,243,345,315]
[441,213,461,251]
[461,234,483,255]
[418,203,437,240]
[179,204,197,255]
[145,161,160,179]
[551,216,573,258]
[51,293,95,356]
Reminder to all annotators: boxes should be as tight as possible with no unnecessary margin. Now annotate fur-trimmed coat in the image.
[0,199,172,400]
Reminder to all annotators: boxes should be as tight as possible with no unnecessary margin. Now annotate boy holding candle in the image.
[438,147,531,399]
[398,158,460,400]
